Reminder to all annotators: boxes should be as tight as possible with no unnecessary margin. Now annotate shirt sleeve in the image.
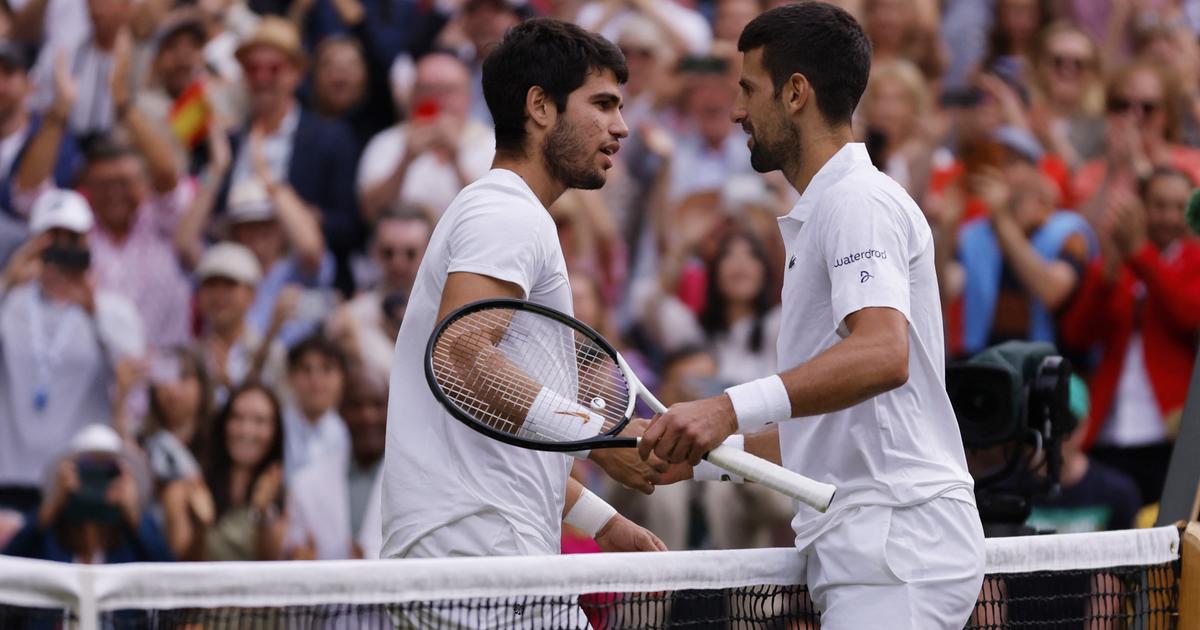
[445,196,545,297]
[821,191,914,337]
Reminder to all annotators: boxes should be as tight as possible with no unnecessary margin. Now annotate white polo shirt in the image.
[381,169,574,559]
[773,144,974,549]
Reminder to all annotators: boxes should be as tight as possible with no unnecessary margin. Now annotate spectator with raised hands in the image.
[939,127,1096,359]
[1028,22,1106,169]
[575,0,712,59]
[1075,61,1200,213]
[169,382,288,561]
[0,190,145,514]
[2,424,173,564]
[357,50,494,223]
[218,16,360,295]
[191,242,287,405]
[0,42,80,218]
[1059,166,1200,505]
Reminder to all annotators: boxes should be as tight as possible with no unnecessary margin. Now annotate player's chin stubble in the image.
[543,119,606,190]
[749,118,801,175]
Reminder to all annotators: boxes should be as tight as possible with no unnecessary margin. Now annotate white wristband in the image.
[693,434,744,482]
[724,375,791,434]
[564,488,617,538]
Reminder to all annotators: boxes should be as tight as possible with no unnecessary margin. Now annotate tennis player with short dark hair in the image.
[381,18,666,577]
[640,3,986,628]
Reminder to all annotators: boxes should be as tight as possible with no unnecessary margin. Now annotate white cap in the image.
[29,189,94,235]
[196,241,262,286]
[69,424,123,456]
[226,178,275,225]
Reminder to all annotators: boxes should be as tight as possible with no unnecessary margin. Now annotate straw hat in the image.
[235,16,305,67]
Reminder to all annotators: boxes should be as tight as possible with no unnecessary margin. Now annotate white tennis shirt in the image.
[772,144,975,549]
[381,169,574,559]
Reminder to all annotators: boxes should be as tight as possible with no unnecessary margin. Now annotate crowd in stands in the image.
[0,0,1198,565]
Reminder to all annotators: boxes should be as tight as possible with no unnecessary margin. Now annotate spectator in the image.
[0,41,80,217]
[192,241,287,405]
[1026,377,1142,533]
[134,347,214,487]
[612,15,672,134]
[666,60,753,202]
[357,50,495,223]
[219,16,361,295]
[862,0,945,81]
[457,0,526,127]
[286,363,385,559]
[1029,22,1106,168]
[0,190,145,513]
[212,174,334,349]
[858,59,938,204]
[339,208,429,378]
[696,230,780,386]
[2,424,173,563]
[188,382,288,561]
[938,127,1096,358]
[713,0,764,46]
[1059,166,1200,504]
[1074,61,1200,211]
[35,133,192,351]
[282,334,349,476]
[30,0,137,139]
[982,0,1054,75]
[308,36,369,136]
[135,10,233,176]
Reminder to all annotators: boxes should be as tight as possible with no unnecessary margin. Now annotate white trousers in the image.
[803,496,985,629]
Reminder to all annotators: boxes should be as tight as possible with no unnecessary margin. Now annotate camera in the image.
[946,341,1074,536]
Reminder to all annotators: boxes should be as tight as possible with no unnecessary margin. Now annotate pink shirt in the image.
[89,180,196,349]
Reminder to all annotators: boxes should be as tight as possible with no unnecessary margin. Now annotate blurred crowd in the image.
[0,0,1198,565]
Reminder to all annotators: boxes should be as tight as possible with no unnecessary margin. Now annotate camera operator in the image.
[2,424,172,563]
[0,190,146,513]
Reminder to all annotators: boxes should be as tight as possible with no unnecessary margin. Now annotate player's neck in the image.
[787,126,855,197]
[491,155,567,209]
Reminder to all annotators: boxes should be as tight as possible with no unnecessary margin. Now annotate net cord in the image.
[0,526,1180,615]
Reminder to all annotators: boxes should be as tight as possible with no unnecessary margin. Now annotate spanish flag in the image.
[169,81,209,149]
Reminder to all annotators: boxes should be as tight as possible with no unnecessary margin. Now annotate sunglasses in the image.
[244,60,285,81]
[1108,97,1161,116]
[1050,54,1090,73]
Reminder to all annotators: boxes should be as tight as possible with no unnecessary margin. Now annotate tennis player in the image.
[640,3,986,628]
[381,18,667,576]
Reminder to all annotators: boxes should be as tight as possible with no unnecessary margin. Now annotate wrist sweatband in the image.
[524,387,606,459]
[692,434,745,482]
[724,375,791,434]
[564,488,617,538]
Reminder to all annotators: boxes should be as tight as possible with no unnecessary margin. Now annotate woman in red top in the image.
[1060,166,1200,504]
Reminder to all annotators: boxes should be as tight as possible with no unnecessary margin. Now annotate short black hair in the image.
[737,2,872,126]
[482,18,628,155]
[287,333,347,373]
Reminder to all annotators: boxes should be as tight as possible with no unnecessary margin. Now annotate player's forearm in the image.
[777,321,908,418]
[743,427,781,466]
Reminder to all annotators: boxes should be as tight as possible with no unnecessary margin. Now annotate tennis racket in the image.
[424,298,836,512]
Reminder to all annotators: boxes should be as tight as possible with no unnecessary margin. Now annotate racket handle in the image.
[705,444,836,513]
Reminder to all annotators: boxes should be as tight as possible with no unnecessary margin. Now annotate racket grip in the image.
[705,444,836,513]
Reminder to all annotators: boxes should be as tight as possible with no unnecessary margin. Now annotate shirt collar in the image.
[779,143,871,225]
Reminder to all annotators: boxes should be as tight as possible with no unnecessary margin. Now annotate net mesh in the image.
[430,305,630,443]
[0,527,1185,630]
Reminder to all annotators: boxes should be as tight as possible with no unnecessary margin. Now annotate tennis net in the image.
[0,525,1187,629]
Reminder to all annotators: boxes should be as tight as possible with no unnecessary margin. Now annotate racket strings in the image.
[431,307,631,444]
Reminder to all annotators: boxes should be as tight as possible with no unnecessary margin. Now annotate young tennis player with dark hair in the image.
[381,18,668,576]
[640,3,986,628]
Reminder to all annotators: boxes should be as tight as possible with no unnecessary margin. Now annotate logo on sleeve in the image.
[860,270,873,283]
[832,248,887,268]
[787,255,796,270]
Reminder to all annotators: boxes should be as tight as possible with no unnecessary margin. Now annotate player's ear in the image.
[782,72,810,117]
[526,85,555,130]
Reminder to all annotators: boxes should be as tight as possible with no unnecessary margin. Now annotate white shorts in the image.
[391,512,590,629]
[801,496,985,630]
